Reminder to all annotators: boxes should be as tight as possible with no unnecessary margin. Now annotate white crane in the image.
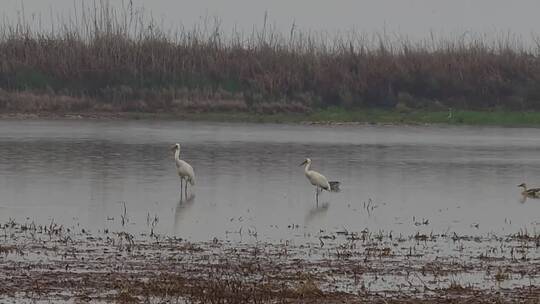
[300,158,340,203]
[171,143,195,198]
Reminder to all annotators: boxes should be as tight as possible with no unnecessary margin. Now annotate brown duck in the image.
[518,183,540,197]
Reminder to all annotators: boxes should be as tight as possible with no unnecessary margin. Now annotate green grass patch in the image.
[124,108,540,126]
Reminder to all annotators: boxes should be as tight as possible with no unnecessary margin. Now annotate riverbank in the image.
[1,220,539,303]
[3,108,540,127]
[0,221,540,303]
[2,2,540,117]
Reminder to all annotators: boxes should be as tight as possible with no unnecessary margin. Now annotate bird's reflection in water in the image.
[174,193,196,233]
[305,202,329,224]
[519,194,540,204]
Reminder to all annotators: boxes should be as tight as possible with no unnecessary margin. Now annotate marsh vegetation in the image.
[1,2,540,123]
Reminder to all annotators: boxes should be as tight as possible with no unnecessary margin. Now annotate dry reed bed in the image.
[1,220,540,303]
[1,3,540,114]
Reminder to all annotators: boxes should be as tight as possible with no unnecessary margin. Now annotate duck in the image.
[518,183,540,197]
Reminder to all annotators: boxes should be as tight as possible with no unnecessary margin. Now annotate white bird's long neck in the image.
[174,149,180,161]
[304,162,311,173]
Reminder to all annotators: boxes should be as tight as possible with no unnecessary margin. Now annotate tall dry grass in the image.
[1,2,540,113]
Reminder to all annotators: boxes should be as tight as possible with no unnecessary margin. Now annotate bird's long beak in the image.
[170,145,177,151]
[299,160,307,167]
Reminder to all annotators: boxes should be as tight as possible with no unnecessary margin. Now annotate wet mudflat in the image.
[1,220,540,303]
[2,119,540,302]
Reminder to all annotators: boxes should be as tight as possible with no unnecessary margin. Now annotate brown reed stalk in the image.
[0,2,539,113]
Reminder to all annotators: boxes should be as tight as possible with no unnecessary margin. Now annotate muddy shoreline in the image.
[3,110,540,128]
[0,111,410,126]
[1,221,539,303]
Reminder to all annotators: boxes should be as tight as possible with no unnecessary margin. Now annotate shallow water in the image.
[1,119,540,242]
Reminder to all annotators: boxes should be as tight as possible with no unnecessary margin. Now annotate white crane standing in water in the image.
[300,158,340,204]
[171,143,195,198]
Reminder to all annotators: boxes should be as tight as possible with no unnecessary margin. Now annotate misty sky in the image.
[3,0,540,42]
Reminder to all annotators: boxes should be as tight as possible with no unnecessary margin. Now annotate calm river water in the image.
[1,120,539,242]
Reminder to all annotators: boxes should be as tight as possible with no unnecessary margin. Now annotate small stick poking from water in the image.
[119,201,128,227]
[147,212,159,237]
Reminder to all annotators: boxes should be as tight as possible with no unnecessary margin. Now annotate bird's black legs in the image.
[180,178,184,201]
[315,187,320,206]
[180,178,192,200]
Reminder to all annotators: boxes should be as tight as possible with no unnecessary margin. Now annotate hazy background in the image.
[3,0,540,43]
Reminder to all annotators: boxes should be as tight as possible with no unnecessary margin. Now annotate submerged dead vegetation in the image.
[1,3,540,115]
[1,219,540,303]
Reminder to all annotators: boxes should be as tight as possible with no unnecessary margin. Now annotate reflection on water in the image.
[305,202,329,224]
[174,194,196,233]
[519,193,540,204]
[1,120,540,242]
